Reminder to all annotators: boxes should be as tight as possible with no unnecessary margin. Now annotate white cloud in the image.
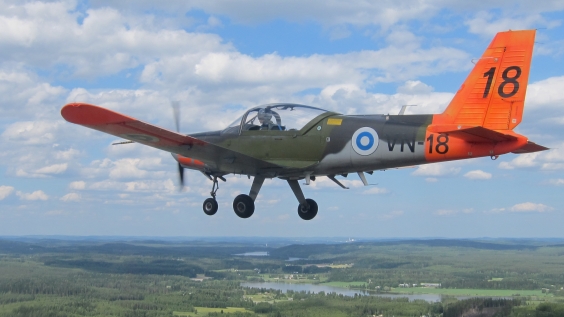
[0,185,15,200]
[547,179,564,186]
[397,80,434,94]
[498,153,540,170]
[1,121,61,145]
[464,170,492,180]
[0,2,229,78]
[363,187,389,195]
[91,0,564,30]
[434,209,457,216]
[526,76,564,110]
[509,202,553,213]
[16,190,48,201]
[35,163,68,175]
[69,181,86,190]
[465,11,558,37]
[60,193,81,202]
[380,210,403,219]
[89,179,176,193]
[412,163,461,177]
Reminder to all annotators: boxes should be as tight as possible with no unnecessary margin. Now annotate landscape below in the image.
[0,237,563,317]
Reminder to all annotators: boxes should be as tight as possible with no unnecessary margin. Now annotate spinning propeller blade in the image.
[172,101,184,191]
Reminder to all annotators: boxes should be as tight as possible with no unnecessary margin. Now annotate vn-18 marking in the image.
[386,135,416,153]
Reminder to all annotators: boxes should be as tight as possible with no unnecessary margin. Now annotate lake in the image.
[241,282,445,302]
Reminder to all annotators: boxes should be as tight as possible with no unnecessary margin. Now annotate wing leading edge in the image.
[61,103,282,175]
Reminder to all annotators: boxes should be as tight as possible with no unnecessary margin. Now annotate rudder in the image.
[440,30,536,130]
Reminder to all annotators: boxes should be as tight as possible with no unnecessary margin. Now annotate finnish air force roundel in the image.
[351,127,378,156]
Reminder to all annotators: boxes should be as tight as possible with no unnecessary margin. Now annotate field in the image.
[174,307,252,316]
[0,237,562,316]
[390,287,547,297]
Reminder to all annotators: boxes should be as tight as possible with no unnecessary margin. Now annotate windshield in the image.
[222,103,330,134]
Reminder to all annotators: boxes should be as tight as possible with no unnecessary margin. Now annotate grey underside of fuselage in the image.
[312,114,431,176]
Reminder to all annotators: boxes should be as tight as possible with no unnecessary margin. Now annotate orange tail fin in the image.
[439,30,536,130]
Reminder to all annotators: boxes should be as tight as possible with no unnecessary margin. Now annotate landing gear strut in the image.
[202,176,219,216]
[233,176,265,219]
[288,180,318,220]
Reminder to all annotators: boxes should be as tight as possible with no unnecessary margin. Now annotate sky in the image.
[1,0,564,238]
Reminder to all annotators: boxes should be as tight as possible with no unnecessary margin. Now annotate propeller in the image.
[172,101,184,190]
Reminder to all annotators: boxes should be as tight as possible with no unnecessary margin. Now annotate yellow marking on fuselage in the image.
[327,118,342,125]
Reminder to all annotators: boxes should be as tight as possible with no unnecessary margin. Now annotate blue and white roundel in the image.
[351,127,379,156]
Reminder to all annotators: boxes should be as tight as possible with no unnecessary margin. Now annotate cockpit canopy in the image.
[223,103,331,134]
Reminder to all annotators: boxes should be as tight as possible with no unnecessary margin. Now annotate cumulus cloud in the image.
[397,80,434,94]
[1,121,61,145]
[363,187,389,195]
[465,11,559,37]
[0,185,15,200]
[464,170,492,180]
[412,163,461,177]
[69,181,86,190]
[498,153,540,170]
[35,163,68,175]
[490,202,554,213]
[60,193,80,202]
[509,202,553,213]
[16,190,48,201]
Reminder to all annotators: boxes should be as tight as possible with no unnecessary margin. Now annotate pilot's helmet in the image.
[258,108,273,124]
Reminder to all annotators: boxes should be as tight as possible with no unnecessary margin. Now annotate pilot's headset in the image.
[258,108,273,124]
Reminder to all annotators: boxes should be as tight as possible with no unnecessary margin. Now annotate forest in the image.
[0,237,563,316]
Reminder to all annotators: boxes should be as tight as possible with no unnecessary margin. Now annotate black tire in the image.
[203,198,218,216]
[297,198,318,220]
[233,194,255,218]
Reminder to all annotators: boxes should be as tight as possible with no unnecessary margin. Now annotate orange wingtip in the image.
[61,103,137,126]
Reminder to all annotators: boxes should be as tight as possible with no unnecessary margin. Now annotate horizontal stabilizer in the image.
[428,125,516,143]
[511,142,549,154]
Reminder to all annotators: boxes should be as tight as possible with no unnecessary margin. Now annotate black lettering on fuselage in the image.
[386,135,397,151]
[387,134,416,153]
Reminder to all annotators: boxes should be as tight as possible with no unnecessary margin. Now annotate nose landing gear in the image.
[202,176,220,216]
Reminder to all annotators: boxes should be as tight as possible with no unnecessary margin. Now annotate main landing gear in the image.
[201,176,318,220]
[288,180,318,220]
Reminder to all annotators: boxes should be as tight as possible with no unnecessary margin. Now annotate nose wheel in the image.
[202,176,220,216]
[203,198,218,215]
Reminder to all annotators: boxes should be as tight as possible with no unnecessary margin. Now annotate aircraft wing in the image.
[61,103,283,175]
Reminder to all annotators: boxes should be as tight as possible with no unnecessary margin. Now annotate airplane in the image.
[61,29,547,221]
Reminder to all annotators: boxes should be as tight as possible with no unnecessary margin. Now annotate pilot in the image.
[258,108,274,130]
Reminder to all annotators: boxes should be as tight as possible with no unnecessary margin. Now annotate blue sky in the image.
[1,0,564,237]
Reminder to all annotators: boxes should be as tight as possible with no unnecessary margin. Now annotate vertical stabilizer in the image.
[440,30,535,130]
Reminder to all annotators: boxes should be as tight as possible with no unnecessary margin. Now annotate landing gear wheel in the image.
[203,198,218,216]
[233,194,255,218]
[297,199,318,220]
